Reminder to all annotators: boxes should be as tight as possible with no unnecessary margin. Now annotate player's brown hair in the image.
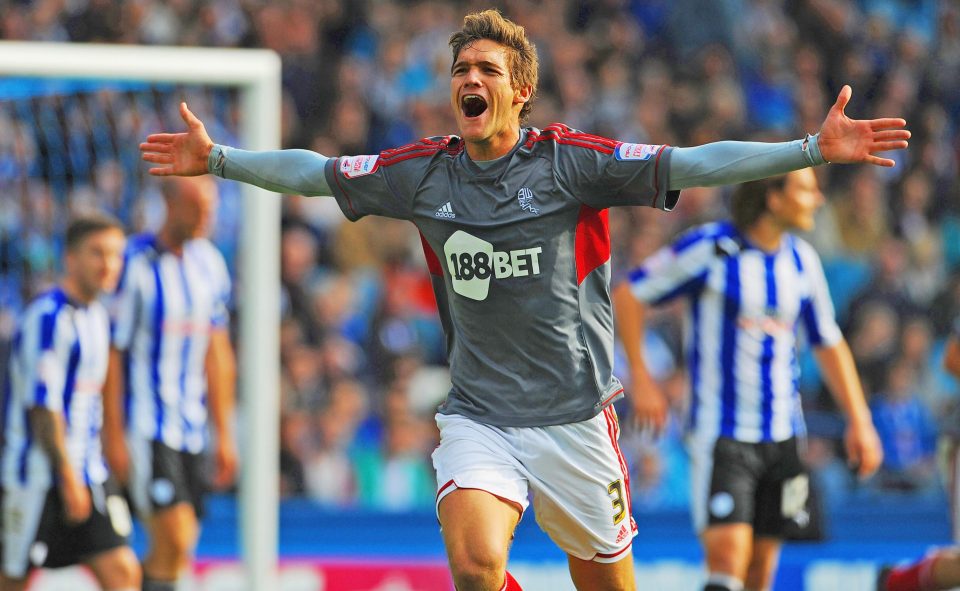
[730,175,789,231]
[65,212,124,252]
[449,9,539,123]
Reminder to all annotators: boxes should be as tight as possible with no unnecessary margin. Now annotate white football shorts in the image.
[432,407,637,563]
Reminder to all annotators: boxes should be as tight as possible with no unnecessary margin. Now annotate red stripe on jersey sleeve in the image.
[574,205,610,285]
[527,124,616,154]
[556,137,614,154]
[564,131,619,149]
[331,158,360,218]
[652,144,667,204]
[379,137,462,167]
[419,231,444,276]
[380,149,442,167]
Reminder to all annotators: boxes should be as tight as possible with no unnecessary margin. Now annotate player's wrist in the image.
[207,144,226,176]
[846,411,874,431]
[802,133,828,166]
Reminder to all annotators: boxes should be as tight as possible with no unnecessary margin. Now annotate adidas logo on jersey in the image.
[435,202,456,219]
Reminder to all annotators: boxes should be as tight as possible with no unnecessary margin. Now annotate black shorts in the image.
[702,437,809,537]
[1,480,132,577]
[128,438,208,519]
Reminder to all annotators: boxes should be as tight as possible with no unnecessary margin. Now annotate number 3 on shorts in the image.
[608,480,626,525]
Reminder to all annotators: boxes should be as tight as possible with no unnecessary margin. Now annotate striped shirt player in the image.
[109,233,231,516]
[2,287,132,578]
[621,171,880,591]
[627,219,840,533]
[628,220,841,445]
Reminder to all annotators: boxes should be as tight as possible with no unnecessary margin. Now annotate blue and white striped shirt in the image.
[629,221,841,443]
[3,288,111,488]
[110,234,231,454]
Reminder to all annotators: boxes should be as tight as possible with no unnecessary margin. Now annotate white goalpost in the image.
[0,42,282,591]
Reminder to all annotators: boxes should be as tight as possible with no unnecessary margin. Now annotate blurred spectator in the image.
[353,412,435,511]
[871,357,940,493]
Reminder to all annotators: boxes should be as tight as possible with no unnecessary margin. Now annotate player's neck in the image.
[465,126,522,162]
[61,277,96,305]
[157,226,187,256]
[744,218,784,253]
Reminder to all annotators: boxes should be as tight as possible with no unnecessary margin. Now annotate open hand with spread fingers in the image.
[817,85,911,167]
[139,102,215,177]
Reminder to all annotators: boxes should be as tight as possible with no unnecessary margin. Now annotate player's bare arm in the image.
[205,328,238,489]
[813,340,883,479]
[29,407,92,523]
[102,347,130,484]
[612,282,668,436]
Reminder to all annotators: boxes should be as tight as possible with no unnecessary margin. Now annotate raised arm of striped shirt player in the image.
[140,86,907,196]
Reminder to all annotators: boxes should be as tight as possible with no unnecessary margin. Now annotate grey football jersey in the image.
[325,124,678,427]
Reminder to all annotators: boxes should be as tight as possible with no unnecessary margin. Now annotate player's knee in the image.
[448,547,507,590]
[97,548,142,588]
[116,549,143,587]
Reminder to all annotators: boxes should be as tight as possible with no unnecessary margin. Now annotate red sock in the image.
[500,570,523,591]
[885,556,939,591]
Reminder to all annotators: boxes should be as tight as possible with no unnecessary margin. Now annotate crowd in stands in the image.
[1,0,959,514]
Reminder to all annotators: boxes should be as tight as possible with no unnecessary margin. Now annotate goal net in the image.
[0,42,281,591]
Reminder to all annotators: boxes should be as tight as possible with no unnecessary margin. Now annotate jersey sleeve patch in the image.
[615,143,662,161]
[339,154,380,178]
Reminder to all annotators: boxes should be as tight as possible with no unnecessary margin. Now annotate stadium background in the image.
[1,0,958,589]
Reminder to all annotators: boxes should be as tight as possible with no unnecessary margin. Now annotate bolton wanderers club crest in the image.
[517,187,539,215]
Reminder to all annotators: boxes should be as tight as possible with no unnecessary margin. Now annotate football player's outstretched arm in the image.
[140,102,334,197]
[669,85,910,190]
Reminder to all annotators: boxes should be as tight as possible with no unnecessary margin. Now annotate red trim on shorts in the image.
[574,206,611,285]
[594,540,633,560]
[604,407,633,518]
[435,479,524,518]
[418,231,443,276]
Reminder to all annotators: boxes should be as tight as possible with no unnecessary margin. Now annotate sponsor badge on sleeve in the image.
[615,143,662,161]
[339,154,380,178]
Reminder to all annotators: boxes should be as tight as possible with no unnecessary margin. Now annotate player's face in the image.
[169,177,217,239]
[68,228,126,299]
[451,39,532,154]
[770,168,823,232]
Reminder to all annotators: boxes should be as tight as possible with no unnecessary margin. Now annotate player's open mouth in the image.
[461,94,488,118]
